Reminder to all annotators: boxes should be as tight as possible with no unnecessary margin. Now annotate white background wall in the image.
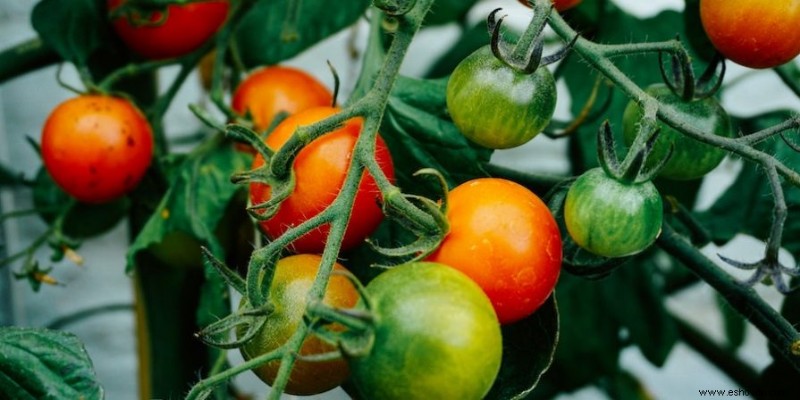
[1,0,798,399]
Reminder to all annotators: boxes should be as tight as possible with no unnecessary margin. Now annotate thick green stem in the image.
[658,223,800,372]
[0,38,59,85]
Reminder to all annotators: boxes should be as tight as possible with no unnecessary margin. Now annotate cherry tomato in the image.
[348,262,502,400]
[427,178,562,324]
[238,254,359,395]
[517,0,583,12]
[446,46,556,149]
[232,66,333,132]
[249,107,394,253]
[564,168,663,258]
[107,0,230,60]
[622,84,732,181]
[41,95,153,204]
[700,0,800,69]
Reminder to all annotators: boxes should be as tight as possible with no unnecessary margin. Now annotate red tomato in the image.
[700,0,800,68]
[249,107,394,253]
[427,178,562,324]
[517,0,583,12]
[41,95,153,203]
[107,0,230,60]
[232,66,333,132]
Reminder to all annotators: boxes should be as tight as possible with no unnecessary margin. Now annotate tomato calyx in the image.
[107,1,170,27]
[368,168,450,265]
[659,49,726,102]
[597,116,672,185]
[487,7,576,74]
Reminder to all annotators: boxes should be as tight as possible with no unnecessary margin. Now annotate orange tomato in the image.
[427,178,562,324]
[41,95,153,203]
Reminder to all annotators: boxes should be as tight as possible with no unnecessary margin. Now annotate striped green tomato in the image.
[446,46,556,149]
[564,168,663,258]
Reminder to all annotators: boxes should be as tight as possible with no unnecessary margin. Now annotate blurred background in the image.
[1,0,798,399]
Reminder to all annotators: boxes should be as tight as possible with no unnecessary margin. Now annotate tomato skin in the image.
[249,107,394,253]
[517,0,583,12]
[348,262,502,400]
[232,66,333,132]
[41,95,153,204]
[700,0,800,69]
[622,84,732,181]
[564,168,663,258]
[427,178,561,324]
[238,254,358,395]
[446,46,556,149]
[107,0,230,60]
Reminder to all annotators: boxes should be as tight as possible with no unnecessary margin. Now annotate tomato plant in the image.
[237,254,358,395]
[249,106,394,253]
[232,66,333,132]
[40,94,153,204]
[517,0,583,12]
[564,168,663,258]
[347,262,502,400]
[622,84,732,180]
[107,0,230,60]
[427,178,561,324]
[446,46,556,149]
[699,0,800,69]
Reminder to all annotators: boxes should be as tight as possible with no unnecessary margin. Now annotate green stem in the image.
[0,38,59,85]
[511,0,550,62]
[657,223,800,372]
[185,347,284,400]
[774,63,800,100]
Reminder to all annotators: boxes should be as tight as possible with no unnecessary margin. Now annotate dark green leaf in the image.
[601,370,652,400]
[235,0,370,68]
[32,168,129,239]
[426,21,491,79]
[31,0,109,66]
[607,257,678,366]
[0,163,27,186]
[486,297,559,400]
[0,327,103,400]
[423,0,480,26]
[382,76,492,195]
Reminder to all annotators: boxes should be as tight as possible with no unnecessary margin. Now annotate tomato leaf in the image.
[381,76,492,195]
[426,21,491,79]
[31,0,109,66]
[0,327,103,399]
[234,0,370,68]
[422,0,480,26]
[717,293,747,350]
[485,297,559,400]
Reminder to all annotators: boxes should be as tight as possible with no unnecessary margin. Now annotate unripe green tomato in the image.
[446,46,557,149]
[348,262,502,400]
[622,84,732,181]
[564,168,663,258]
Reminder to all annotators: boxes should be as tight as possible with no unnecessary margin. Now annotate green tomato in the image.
[622,84,732,180]
[446,45,557,149]
[564,168,663,258]
[348,262,502,400]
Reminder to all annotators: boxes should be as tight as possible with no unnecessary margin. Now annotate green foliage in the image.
[235,0,371,68]
[31,0,110,66]
[0,327,103,399]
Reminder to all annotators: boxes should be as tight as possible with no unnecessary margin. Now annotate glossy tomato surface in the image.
[232,66,333,132]
[41,95,153,203]
[249,107,394,253]
[700,0,800,68]
[564,168,663,258]
[348,262,502,400]
[622,84,732,181]
[108,0,230,60]
[427,178,561,324]
[446,46,556,149]
[238,254,358,395]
